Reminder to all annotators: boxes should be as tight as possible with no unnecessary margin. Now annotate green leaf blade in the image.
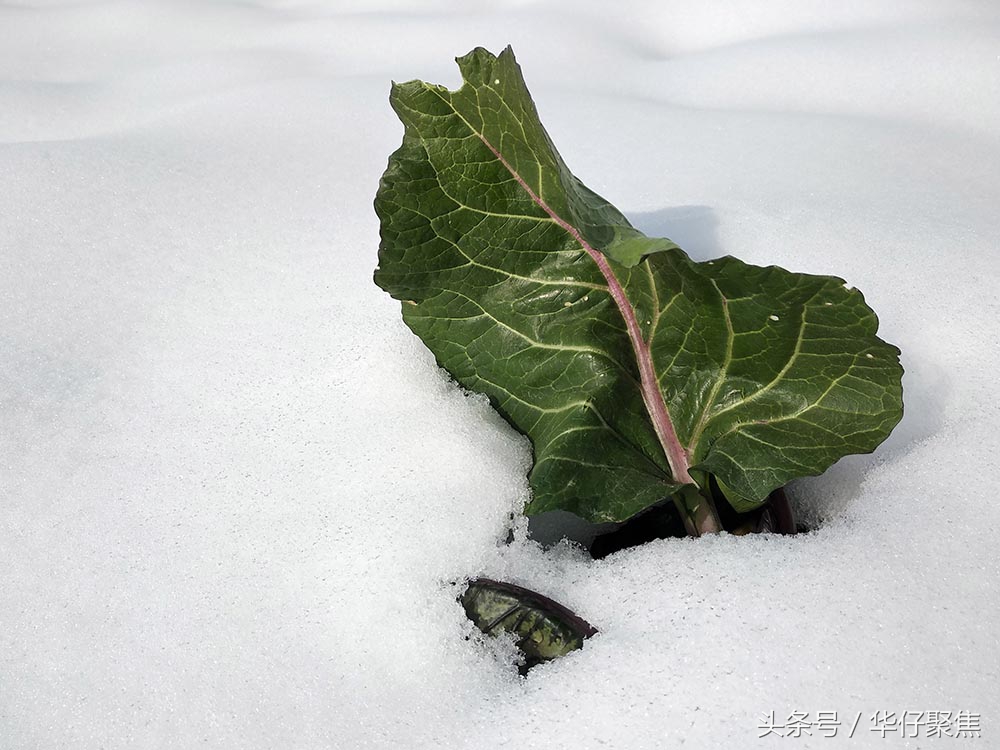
[376,49,683,523]
[374,46,903,525]
[638,251,904,505]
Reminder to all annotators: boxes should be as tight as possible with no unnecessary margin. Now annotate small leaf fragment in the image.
[460,578,597,673]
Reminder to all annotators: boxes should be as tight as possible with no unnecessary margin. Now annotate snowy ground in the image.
[2,1,999,748]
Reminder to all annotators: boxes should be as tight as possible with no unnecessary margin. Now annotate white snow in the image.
[2,1,999,748]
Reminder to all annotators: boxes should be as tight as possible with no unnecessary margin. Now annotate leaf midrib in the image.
[421,82,694,486]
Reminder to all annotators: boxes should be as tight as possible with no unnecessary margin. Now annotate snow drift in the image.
[2,1,998,747]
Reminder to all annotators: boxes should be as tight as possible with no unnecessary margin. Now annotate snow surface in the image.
[2,1,999,748]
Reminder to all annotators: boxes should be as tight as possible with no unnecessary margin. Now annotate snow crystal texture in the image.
[2,1,998,748]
